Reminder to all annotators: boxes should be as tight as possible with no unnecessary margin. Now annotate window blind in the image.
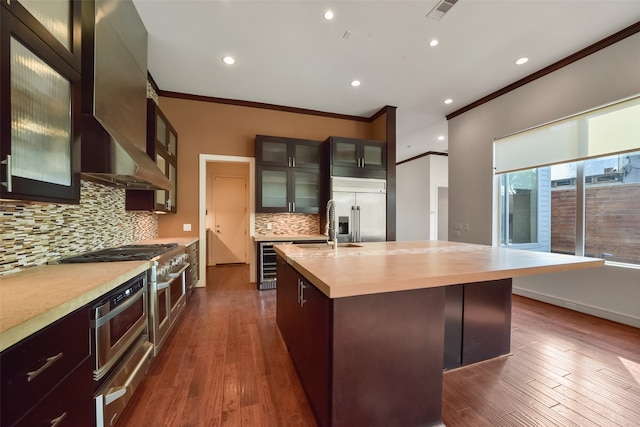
[494,96,640,174]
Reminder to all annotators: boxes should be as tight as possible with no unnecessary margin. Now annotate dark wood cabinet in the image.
[277,257,446,427]
[276,256,331,426]
[256,135,324,213]
[328,136,386,179]
[0,0,81,204]
[256,135,322,170]
[0,306,92,427]
[126,99,178,212]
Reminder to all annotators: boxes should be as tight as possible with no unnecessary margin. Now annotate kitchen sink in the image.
[295,243,363,250]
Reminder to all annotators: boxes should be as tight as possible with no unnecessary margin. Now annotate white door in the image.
[213,176,247,264]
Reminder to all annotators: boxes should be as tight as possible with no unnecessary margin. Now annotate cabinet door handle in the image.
[288,157,292,167]
[27,352,63,382]
[291,202,295,212]
[292,157,296,168]
[50,412,67,427]
[300,282,307,307]
[1,154,12,192]
[361,158,365,168]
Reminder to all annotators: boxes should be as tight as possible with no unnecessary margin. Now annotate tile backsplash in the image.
[0,180,157,275]
[255,213,320,235]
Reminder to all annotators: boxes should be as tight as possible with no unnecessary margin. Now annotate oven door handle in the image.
[105,386,127,405]
[157,281,170,290]
[91,288,145,328]
[168,263,189,279]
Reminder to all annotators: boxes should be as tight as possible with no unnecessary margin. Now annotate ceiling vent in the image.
[426,0,459,21]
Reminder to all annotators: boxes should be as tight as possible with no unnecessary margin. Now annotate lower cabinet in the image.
[277,256,447,427]
[0,307,93,427]
[276,256,331,426]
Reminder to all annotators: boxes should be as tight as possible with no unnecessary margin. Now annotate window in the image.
[495,96,640,265]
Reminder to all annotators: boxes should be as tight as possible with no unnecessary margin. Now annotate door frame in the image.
[199,154,256,286]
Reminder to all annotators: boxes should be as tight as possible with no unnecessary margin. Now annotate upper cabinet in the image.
[126,100,178,213]
[329,136,386,179]
[256,135,322,170]
[256,135,324,213]
[0,0,82,203]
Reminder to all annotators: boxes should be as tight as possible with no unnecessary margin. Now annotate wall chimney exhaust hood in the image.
[81,0,172,191]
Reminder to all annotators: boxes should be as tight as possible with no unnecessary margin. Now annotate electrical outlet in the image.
[454,230,461,238]
[183,223,191,232]
[267,222,273,230]
[463,223,470,231]
[454,223,462,230]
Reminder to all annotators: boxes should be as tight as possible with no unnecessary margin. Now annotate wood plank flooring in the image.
[118,265,640,427]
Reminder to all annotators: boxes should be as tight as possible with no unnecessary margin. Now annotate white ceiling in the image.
[132,0,640,162]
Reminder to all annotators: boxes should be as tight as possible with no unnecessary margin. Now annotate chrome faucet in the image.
[325,199,338,247]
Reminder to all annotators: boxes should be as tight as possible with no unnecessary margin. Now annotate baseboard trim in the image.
[513,287,640,328]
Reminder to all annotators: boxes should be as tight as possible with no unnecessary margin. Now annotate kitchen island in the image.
[274,241,604,427]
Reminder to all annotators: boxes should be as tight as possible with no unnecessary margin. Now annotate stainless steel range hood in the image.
[81,0,171,191]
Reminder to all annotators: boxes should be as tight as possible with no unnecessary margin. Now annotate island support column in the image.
[331,287,446,427]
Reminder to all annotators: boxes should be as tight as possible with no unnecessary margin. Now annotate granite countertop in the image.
[254,234,327,242]
[0,261,149,352]
[274,241,605,299]
[138,236,199,246]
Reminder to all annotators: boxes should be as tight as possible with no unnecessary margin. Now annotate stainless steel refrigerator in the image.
[331,177,386,243]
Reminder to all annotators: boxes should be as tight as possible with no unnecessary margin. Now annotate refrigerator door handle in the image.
[351,206,356,243]
[355,205,361,242]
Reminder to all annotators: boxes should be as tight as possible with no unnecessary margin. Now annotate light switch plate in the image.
[183,223,191,231]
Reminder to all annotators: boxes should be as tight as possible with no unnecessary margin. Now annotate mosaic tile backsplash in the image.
[0,180,157,275]
[255,213,320,235]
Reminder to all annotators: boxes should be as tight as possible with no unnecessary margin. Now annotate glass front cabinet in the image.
[126,100,178,213]
[256,135,323,213]
[1,0,81,203]
[329,136,386,179]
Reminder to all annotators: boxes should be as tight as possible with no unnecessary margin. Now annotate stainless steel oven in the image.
[91,274,148,381]
[54,243,186,426]
[148,245,188,356]
[89,273,154,427]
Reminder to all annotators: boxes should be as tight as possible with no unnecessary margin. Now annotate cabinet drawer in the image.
[1,307,90,426]
[14,358,93,427]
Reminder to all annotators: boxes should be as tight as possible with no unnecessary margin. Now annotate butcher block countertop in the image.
[274,241,605,299]
[0,261,149,352]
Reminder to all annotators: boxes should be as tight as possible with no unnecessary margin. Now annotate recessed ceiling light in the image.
[515,57,529,65]
[350,80,361,87]
[324,10,334,20]
[222,56,235,65]
[444,98,453,104]
[429,39,439,47]
[438,135,445,141]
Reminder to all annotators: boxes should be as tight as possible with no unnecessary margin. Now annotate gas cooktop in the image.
[56,244,178,263]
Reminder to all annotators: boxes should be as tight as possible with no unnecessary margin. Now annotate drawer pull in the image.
[50,412,67,427]
[105,385,127,405]
[27,352,63,382]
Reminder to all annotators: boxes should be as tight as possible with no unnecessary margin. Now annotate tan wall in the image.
[156,96,381,237]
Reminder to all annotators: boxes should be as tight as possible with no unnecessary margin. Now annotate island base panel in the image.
[462,279,512,365]
[332,287,446,427]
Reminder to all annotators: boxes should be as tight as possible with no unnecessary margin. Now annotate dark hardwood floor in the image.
[118,265,640,427]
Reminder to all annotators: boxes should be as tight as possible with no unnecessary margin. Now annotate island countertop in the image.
[274,240,605,298]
